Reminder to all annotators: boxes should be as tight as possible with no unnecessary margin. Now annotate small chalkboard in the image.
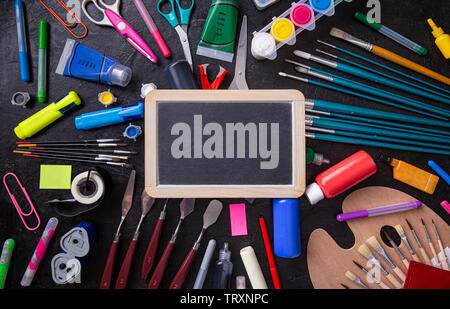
[145,90,305,198]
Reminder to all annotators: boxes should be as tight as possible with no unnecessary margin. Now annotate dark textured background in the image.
[0,0,448,290]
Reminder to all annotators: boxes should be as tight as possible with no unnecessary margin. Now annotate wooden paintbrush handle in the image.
[385,272,402,289]
[429,243,440,267]
[438,240,449,270]
[402,258,410,270]
[419,247,431,266]
[379,281,390,290]
[371,45,450,86]
[393,266,406,282]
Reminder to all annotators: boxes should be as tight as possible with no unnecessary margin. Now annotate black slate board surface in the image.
[0,0,448,292]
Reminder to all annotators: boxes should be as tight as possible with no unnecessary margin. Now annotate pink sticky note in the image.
[229,203,248,236]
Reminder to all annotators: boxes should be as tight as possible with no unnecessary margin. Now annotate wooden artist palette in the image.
[307,186,450,289]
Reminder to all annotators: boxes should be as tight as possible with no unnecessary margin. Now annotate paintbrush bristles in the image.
[421,218,425,225]
[293,50,312,59]
[405,219,414,230]
[330,27,349,40]
[345,271,356,281]
[367,236,381,249]
[383,231,393,242]
[352,260,364,270]
[395,224,405,235]
[358,244,372,258]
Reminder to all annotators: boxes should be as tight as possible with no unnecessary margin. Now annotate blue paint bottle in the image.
[273,198,301,258]
[56,39,132,87]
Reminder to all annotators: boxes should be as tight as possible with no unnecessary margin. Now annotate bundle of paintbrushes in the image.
[13,139,137,169]
[344,218,449,289]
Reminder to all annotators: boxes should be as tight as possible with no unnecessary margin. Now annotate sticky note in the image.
[229,203,248,236]
[39,165,72,189]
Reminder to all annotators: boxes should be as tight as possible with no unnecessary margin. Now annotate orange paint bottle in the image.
[385,157,439,194]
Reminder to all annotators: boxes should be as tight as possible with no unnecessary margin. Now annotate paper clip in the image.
[40,0,88,39]
[3,173,41,231]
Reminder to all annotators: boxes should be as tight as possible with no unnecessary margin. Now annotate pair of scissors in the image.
[157,0,194,69]
[229,15,249,90]
[82,0,157,63]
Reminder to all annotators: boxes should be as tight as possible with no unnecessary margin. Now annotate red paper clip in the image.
[3,173,41,231]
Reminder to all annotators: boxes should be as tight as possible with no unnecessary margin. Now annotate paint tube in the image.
[196,0,240,62]
[56,39,132,87]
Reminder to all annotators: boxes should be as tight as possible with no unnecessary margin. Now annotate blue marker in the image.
[15,0,30,82]
[75,103,144,130]
[428,160,450,185]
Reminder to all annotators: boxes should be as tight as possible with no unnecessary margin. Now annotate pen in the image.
[15,0,30,82]
[258,216,281,289]
[336,201,421,222]
[193,239,216,289]
[21,217,58,287]
[38,20,48,103]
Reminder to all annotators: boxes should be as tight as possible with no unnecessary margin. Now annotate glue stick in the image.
[305,151,377,205]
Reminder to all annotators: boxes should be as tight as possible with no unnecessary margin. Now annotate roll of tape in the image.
[71,171,105,205]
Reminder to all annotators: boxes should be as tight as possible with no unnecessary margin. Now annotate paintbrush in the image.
[383,231,409,269]
[329,27,450,86]
[394,224,421,263]
[366,236,406,282]
[421,219,440,268]
[345,271,369,289]
[357,243,402,289]
[405,219,431,265]
[18,153,134,169]
[340,283,350,289]
[352,260,390,289]
[14,149,127,161]
[25,146,138,155]
[17,143,128,148]
[431,219,449,270]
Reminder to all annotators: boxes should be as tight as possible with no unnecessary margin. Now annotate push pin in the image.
[98,89,117,107]
[11,92,31,108]
[123,123,142,141]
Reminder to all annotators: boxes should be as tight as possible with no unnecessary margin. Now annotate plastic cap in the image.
[140,83,157,99]
[38,20,48,49]
[305,182,325,205]
[428,19,444,37]
[354,12,382,31]
[109,64,132,87]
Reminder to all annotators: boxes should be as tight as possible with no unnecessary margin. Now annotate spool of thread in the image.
[240,246,268,289]
[251,32,277,60]
[165,60,199,89]
[290,4,316,30]
[273,198,301,258]
[309,0,335,16]
[270,18,296,45]
[71,170,106,205]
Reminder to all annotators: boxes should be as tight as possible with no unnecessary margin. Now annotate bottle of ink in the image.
[305,150,377,205]
[383,157,439,194]
[212,243,233,289]
[427,19,450,59]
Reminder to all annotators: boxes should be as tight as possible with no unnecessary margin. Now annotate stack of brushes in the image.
[278,28,450,155]
[344,219,448,289]
[14,139,137,169]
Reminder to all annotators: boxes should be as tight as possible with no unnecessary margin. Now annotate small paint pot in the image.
[251,32,278,60]
[290,3,316,31]
[270,18,296,45]
[309,0,335,16]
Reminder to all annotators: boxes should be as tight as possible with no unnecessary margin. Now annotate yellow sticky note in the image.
[39,165,72,189]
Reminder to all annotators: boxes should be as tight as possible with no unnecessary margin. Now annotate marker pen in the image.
[75,103,144,130]
[38,20,48,102]
[15,0,30,82]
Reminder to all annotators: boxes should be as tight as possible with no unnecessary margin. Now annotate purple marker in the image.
[336,201,422,222]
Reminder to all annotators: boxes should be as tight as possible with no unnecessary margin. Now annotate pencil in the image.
[258,216,281,289]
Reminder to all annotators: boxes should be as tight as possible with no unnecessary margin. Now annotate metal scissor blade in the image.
[126,36,157,63]
[229,15,248,90]
[175,26,193,69]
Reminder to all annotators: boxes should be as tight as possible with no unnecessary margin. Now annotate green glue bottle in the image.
[196,0,240,62]
[306,147,330,166]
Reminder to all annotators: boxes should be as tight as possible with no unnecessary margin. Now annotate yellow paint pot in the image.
[270,18,296,45]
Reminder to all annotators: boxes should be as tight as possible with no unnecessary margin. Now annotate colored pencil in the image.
[18,153,133,168]
[293,50,450,105]
[16,139,122,144]
[305,131,450,156]
[14,148,129,161]
[278,72,447,120]
[17,143,128,148]
[14,150,122,162]
[316,40,450,96]
[305,99,450,129]
[24,147,138,155]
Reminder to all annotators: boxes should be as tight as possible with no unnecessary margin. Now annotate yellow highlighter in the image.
[14,91,81,139]
[384,157,439,194]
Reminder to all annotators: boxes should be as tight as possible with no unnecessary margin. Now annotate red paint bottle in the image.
[305,150,377,205]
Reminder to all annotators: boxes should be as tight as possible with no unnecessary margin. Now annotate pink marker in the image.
[133,0,171,58]
[441,201,450,215]
[20,217,58,287]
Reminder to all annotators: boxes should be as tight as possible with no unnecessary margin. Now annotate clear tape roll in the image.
[70,171,105,205]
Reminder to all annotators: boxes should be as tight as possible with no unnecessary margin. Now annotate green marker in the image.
[354,12,428,56]
[197,0,240,62]
[38,20,48,103]
[0,239,15,289]
[306,147,330,166]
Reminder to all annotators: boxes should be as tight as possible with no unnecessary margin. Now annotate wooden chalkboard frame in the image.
[144,90,305,198]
